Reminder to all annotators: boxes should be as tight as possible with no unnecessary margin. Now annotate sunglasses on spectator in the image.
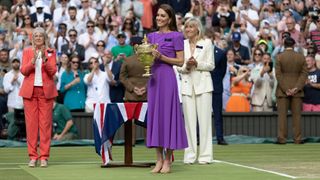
[254,53,262,56]
[283,3,289,5]
[69,34,77,37]
[97,44,105,47]
[87,25,95,28]
[71,61,79,64]
[24,17,30,20]
[89,61,98,64]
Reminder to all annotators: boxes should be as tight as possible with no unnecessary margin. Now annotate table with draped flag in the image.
[93,102,153,167]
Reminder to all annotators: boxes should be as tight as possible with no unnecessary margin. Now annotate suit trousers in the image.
[212,93,224,141]
[182,91,213,163]
[277,97,302,143]
[23,87,53,160]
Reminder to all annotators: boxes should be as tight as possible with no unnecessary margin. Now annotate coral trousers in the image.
[23,86,54,160]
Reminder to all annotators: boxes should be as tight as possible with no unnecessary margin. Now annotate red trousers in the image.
[23,87,54,160]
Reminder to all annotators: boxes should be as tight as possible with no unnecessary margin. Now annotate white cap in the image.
[35,0,45,8]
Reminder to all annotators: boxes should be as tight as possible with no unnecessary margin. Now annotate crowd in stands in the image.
[1,0,320,139]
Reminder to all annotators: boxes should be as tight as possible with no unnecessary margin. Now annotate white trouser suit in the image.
[178,38,215,164]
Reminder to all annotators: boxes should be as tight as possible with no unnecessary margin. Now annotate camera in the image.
[234,23,241,28]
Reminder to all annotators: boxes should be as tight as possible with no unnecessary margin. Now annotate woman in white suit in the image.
[178,17,215,164]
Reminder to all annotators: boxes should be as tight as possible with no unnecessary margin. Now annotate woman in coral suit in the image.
[19,27,58,168]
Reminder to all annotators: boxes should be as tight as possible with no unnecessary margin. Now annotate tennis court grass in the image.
[0,144,319,180]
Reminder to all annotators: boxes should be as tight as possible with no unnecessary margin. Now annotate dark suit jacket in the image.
[61,43,85,61]
[275,49,308,98]
[211,46,227,94]
[30,12,52,25]
[119,55,148,102]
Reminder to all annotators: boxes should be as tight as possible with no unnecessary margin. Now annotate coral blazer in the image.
[19,47,58,99]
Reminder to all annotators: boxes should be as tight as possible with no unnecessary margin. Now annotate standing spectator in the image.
[19,27,58,167]
[229,32,251,65]
[64,6,86,35]
[21,15,35,42]
[30,0,52,25]
[140,0,155,33]
[60,55,86,112]
[52,101,78,141]
[10,0,30,28]
[3,57,24,112]
[83,57,114,112]
[212,0,235,28]
[94,16,109,43]
[178,18,214,164]
[284,17,305,47]
[61,29,85,62]
[250,53,275,112]
[53,0,70,27]
[275,37,308,144]
[54,23,69,57]
[100,50,125,103]
[78,20,99,63]
[225,66,252,112]
[120,0,144,19]
[303,55,320,111]
[77,0,97,23]
[0,29,10,50]
[146,4,188,173]
[55,53,69,103]
[223,49,240,110]
[0,48,10,132]
[10,30,30,61]
[235,0,259,36]
[106,21,121,51]
[111,33,134,63]
[166,0,191,16]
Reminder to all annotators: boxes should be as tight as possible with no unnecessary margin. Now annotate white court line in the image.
[0,160,298,179]
[0,168,21,170]
[215,160,298,179]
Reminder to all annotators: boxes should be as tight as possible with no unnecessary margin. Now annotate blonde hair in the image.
[183,17,204,40]
[32,27,49,49]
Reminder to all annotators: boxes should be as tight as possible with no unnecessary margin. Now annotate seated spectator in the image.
[52,101,78,141]
[60,55,86,112]
[226,66,252,112]
[303,55,320,111]
[2,57,24,112]
[84,57,113,112]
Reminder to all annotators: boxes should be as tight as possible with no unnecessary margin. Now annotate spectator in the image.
[52,101,78,141]
[223,49,240,110]
[125,9,144,37]
[100,50,124,103]
[95,40,106,64]
[10,0,30,28]
[235,0,259,36]
[54,23,69,56]
[250,53,275,112]
[2,57,24,112]
[140,0,155,33]
[55,53,69,104]
[0,48,10,133]
[275,37,308,144]
[61,29,85,62]
[106,21,120,51]
[225,66,252,112]
[30,0,52,25]
[229,32,251,65]
[212,0,235,28]
[120,0,144,19]
[21,15,35,42]
[60,55,86,112]
[0,29,10,50]
[78,20,99,63]
[303,55,320,111]
[83,57,113,112]
[94,15,108,43]
[10,30,30,61]
[64,6,86,35]
[53,0,70,27]
[76,0,97,23]
[122,18,136,43]
[111,33,134,63]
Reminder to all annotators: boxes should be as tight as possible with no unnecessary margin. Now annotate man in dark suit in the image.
[61,29,85,61]
[99,51,124,103]
[30,1,52,26]
[275,37,308,144]
[211,46,228,145]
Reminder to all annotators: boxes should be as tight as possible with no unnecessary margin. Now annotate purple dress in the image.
[146,31,188,150]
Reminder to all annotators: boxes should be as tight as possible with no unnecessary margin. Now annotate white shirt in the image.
[76,8,97,23]
[64,19,86,35]
[84,70,112,111]
[34,52,43,86]
[78,32,99,62]
[3,70,24,109]
[53,7,70,27]
[36,12,45,23]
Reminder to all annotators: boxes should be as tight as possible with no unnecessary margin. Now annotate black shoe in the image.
[274,141,286,145]
[217,139,228,145]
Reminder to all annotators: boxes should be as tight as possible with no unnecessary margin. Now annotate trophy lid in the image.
[134,35,157,53]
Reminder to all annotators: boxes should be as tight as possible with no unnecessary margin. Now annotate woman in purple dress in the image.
[146,4,188,173]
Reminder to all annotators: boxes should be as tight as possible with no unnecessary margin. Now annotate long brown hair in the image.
[157,4,178,31]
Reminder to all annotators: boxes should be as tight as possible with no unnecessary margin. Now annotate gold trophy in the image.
[134,35,158,77]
